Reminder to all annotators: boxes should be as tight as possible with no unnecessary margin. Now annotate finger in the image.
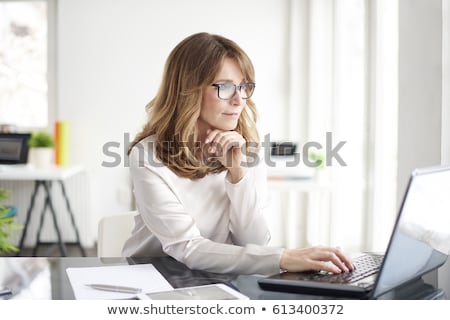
[211,133,230,157]
[222,132,245,150]
[327,254,349,273]
[212,131,228,146]
[310,248,349,273]
[221,135,241,153]
[211,132,236,154]
[333,247,355,271]
[204,129,221,144]
[206,130,243,145]
[309,260,341,274]
[204,130,224,155]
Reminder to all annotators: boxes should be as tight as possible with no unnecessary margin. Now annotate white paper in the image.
[66,264,173,300]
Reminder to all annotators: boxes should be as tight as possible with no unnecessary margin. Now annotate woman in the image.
[123,32,354,275]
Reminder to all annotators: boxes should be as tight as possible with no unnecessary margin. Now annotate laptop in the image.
[0,133,31,164]
[258,165,450,299]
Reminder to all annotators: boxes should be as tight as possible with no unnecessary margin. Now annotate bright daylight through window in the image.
[0,1,47,129]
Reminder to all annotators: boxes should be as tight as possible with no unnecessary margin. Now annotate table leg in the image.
[32,185,50,256]
[41,181,67,257]
[17,178,85,257]
[17,181,40,254]
[59,181,86,256]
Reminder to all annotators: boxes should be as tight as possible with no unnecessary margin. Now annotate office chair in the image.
[97,210,137,257]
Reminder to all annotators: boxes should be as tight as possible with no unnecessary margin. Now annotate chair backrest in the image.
[97,210,137,257]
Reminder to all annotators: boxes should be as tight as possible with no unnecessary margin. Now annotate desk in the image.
[0,257,445,300]
[0,165,86,256]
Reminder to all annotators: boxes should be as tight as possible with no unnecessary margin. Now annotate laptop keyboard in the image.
[307,254,384,284]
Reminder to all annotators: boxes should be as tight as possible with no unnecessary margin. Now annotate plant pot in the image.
[28,147,54,169]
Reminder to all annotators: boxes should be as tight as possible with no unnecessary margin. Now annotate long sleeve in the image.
[122,136,283,275]
[225,156,272,246]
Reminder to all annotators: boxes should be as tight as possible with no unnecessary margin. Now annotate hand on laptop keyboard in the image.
[280,246,355,274]
[305,254,382,283]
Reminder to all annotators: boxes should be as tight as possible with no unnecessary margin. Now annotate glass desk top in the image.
[0,257,445,300]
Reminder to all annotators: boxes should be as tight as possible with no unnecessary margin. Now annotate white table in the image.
[0,164,86,256]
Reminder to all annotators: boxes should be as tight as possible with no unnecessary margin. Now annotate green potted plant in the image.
[308,150,326,169]
[0,188,21,255]
[308,150,328,182]
[28,130,55,168]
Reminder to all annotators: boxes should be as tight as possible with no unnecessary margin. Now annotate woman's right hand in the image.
[204,129,248,183]
[280,246,355,274]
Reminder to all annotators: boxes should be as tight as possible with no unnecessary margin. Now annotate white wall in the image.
[398,0,450,297]
[439,0,450,300]
[56,0,290,245]
[397,0,442,204]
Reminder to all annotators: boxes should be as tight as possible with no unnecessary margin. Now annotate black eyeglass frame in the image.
[211,82,256,100]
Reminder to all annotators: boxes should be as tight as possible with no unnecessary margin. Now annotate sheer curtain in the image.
[274,0,398,252]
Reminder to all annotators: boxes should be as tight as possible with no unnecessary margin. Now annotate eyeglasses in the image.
[211,82,256,100]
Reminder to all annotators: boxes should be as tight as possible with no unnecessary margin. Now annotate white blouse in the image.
[122,135,283,275]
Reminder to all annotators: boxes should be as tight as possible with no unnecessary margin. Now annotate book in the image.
[55,121,70,166]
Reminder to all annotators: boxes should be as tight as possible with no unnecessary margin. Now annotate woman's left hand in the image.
[204,129,247,183]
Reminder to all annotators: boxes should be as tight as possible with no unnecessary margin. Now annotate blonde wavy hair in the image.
[129,32,260,179]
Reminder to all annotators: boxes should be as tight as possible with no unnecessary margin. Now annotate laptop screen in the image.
[0,133,31,164]
[372,166,450,298]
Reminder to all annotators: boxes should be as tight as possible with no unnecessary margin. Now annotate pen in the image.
[0,287,13,297]
[85,283,142,294]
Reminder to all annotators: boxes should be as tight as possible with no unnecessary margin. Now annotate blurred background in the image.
[0,0,449,292]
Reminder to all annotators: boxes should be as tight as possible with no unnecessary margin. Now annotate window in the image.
[268,0,398,252]
[0,0,51,129]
